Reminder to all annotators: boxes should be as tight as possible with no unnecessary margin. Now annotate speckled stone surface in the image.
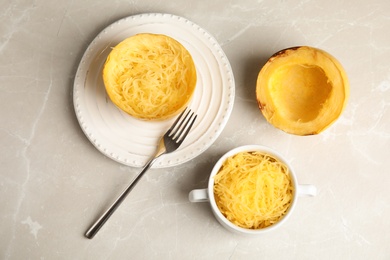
[1,0,389,259]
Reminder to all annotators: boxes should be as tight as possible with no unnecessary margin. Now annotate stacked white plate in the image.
[73,13,235,168]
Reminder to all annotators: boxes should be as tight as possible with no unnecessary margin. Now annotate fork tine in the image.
[175,113,197,145]
[168,108,192,137]
[166,107,197,145]
[172,110,196,142]
[166,108,188,136]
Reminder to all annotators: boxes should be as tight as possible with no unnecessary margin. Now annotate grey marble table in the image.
[1,0,389,259]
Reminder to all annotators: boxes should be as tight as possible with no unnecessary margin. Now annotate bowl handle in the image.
[189,189,209,202]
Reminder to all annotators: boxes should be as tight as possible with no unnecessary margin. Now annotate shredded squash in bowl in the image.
[213,151,294,229]
[103,33,197,120]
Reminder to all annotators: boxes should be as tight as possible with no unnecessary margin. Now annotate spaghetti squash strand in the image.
[103,33,196,120]
[213,151,293,229]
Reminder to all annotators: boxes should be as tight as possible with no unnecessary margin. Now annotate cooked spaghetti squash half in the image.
[103,33,197,120]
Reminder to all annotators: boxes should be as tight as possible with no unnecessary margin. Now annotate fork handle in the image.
[85,156,159,239]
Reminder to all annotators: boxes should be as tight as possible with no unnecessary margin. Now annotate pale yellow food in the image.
[256,46,349,135]
[213,151,293,229]
[103,33,197,120]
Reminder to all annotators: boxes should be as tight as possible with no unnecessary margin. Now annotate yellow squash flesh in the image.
[256,46,349,135]
[103,33,197,120]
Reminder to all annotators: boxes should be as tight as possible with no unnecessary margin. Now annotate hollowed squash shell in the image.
[256,46,349,135]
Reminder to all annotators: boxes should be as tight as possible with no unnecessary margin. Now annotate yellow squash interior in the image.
[256,47,349,135]
[103,33,197,120]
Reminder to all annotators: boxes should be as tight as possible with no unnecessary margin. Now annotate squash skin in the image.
[256,46,349,135]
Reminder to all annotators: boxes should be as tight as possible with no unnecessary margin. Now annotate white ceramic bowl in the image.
[189,145,317,236]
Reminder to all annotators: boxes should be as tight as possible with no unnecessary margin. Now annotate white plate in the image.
[73,13,235,168]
